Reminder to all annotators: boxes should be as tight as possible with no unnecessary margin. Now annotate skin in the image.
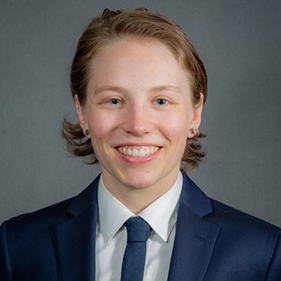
[75,36,203,214]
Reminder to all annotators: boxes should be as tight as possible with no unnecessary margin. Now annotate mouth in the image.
[117,146,161,158]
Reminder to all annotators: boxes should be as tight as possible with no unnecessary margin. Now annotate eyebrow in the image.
[94,86,128,96]
[94,85,182,95]
[149,85,182,93]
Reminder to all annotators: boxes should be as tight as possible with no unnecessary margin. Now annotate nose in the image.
[122,104,153,136]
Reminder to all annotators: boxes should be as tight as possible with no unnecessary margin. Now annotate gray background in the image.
[0,0,280,227]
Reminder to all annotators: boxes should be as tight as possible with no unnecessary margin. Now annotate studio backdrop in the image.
[0,0,280,227]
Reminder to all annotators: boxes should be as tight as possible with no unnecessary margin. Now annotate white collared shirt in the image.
[95,171,183,281]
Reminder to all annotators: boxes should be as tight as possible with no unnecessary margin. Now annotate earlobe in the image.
[188,93,204,138]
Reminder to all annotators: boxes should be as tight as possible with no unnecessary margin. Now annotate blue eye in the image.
[154,99,168,106]
[108,99,122,105]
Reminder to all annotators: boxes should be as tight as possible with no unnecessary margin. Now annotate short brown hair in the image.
[62,8,208,172]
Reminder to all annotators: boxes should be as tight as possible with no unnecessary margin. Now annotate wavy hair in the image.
[62,8,208,172]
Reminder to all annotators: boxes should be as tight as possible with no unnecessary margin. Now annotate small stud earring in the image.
[85,129,90,136]
[190,128,195,135]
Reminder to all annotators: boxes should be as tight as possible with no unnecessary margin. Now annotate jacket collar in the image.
[179,172,213,217]
[53,175,100,281]
[53,173,220,281]
[168,173,221,281]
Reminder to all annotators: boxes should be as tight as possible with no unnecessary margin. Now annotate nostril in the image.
[124,120,151,136]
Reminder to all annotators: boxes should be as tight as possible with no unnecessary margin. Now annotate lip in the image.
[115,146,162,164]
[115,142,162,147]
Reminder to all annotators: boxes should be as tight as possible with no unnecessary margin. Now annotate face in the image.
[76,36,203,197]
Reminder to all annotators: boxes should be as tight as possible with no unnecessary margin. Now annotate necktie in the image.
[121,216,152,281]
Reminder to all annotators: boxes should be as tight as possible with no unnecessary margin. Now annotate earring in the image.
[85,129,90,136]
[190,128,195,135]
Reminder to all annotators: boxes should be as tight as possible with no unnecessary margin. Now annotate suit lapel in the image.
[168,174,221,281]
[53,176,100,281]
[52,173,219,281]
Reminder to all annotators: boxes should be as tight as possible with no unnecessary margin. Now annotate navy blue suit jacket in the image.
[1,173,281,280]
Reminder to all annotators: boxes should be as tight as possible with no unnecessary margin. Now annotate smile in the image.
[117,146,160,158]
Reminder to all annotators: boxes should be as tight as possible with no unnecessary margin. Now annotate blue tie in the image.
[121,216,152,281]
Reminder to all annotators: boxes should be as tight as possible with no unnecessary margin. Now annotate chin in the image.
[120,174,159,190]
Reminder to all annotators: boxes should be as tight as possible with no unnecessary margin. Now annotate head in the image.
[62,8,208,173]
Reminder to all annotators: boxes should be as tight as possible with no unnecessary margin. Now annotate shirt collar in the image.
[139,172,182,242]
[98,176,134,243]
[98,172,183,243]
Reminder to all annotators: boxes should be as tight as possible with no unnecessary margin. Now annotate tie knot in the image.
[125,217,151,243]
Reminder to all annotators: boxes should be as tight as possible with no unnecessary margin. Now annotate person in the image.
[0,8,280,281]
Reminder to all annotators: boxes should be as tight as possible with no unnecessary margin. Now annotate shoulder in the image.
[209,198,280,234]
[0,197,74,253]
[1,175,100,235]
[0,177,99,279]
[182,173,281,257]
[182,173,280,236]
[0,197,75,279]
[207,198,281,256]
[202,199,281,279]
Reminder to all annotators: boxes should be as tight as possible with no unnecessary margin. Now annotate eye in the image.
[108,98,122,105]
[154,99,168,106]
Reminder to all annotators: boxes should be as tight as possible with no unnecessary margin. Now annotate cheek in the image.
[87,112,117,138]
[161,113,190,140]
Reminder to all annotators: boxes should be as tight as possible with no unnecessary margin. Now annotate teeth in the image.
[139,148,145,157]
[123,147,127,155]
[132,148,138,157]
[118,146,160,158]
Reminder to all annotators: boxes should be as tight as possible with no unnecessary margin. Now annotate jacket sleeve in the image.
[265,232,281,281]
[0,221,13,281]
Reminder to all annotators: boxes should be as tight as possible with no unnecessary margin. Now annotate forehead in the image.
[86,36,192,92]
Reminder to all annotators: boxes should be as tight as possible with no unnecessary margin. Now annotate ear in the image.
[188,93,204,138]
[74,95,88,133]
